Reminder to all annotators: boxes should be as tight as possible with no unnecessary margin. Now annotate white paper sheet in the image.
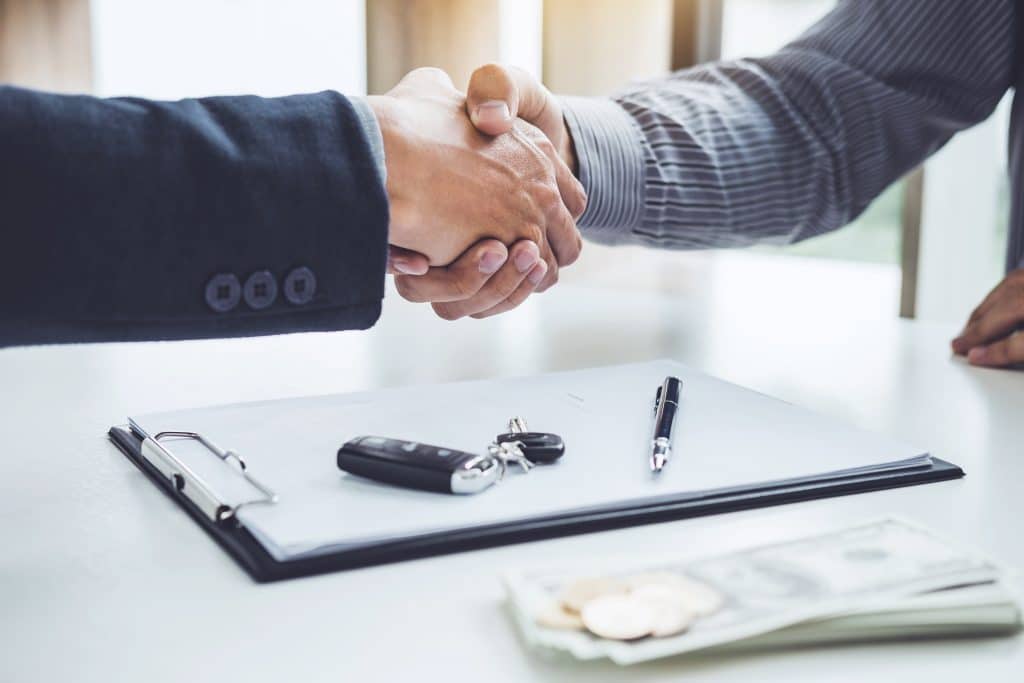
[129,361,930,561]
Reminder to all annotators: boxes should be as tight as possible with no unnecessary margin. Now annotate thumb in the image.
[466,63,519,135]
[387,245,430,276]
[467,64,565,146]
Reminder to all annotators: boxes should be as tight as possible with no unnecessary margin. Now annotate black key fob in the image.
[495,431,565,464]
[338,436,503,495]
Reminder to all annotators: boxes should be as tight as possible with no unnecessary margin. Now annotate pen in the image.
[650,376,682,473]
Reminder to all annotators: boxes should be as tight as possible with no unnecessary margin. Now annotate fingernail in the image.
[478,250,507,274]
[391,259,420,275]
[474,100,511,126]
[527,262,547,285]
[967,346,988,363]
[514,248,539,273]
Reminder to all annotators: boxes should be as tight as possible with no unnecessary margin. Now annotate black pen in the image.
[650,376,682,473]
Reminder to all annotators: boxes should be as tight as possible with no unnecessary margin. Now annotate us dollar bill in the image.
[504,518,1012,664]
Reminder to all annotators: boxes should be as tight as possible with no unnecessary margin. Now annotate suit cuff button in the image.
[283,266,317,305]
[243,270,278,310]
[204,273,241,313]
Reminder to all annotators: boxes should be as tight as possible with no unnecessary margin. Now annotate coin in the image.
[534,601,584,631]
[580,594,656,640]
[559,577,629,614]
[626,571,724,616]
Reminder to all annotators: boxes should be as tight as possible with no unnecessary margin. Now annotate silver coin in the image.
[559,577,629,614]
[626,571,724,616]
[630,586,698,637]
[580,594,657,641]
[534,601,584,631]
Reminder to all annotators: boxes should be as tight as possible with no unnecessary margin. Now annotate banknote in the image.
[504,518,1013,664]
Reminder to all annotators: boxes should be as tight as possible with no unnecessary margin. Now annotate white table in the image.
[2,256,1022,682]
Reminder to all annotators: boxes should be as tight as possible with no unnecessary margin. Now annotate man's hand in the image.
[369,67,580,278]
[951,269,1024,368]
[391,64,582,319]
[465,64,577,176]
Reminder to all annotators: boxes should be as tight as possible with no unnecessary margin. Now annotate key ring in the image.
[488,440,534,473]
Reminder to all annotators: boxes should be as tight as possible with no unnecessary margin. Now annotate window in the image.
[721,0,902,266]
[90,0,367,98]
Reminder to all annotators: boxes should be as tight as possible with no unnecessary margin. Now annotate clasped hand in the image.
[367,66,580,320]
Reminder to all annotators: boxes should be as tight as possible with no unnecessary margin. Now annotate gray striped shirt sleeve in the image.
[562,0,1015,249]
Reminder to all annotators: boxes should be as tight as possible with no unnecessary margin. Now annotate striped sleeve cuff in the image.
[561,96,646,241]
[348,95,387,186]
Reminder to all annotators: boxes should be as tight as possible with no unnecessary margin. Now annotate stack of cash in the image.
[504,519,1022,665]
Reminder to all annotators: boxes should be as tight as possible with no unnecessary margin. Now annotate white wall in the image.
[90,0,366,99]
[916,96,1011,323]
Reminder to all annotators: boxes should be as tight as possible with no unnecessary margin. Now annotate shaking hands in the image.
[368,65,576,320]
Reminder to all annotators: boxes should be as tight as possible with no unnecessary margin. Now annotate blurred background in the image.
[0,0,1011,326]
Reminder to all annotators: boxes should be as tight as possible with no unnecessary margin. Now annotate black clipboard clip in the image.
[132,422,278,523]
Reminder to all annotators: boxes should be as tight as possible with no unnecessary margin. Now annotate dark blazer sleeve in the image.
[0,86,389,346]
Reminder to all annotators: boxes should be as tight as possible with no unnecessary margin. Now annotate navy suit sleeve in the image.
[0,86,389,346]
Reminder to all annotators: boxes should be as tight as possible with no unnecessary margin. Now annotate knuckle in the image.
[533,135,556,156]
[532,183,561,212]
[536,267,559,292]
[393,276,424,303]
[561,236,582,266]
[571,187,588,218]
[504,289,531,309]
[448,275,477,300]
[1011,331,1024,354]
[521,222,543,245]
[432,303,463,321]
[498,273,523,300]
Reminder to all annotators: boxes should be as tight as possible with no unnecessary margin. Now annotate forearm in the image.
[0,86,389,345]
[563,0,1014,250]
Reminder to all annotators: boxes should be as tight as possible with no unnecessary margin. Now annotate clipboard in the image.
[107,424,963,583]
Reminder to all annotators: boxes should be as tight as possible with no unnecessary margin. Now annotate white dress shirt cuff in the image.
[349,96,387,186]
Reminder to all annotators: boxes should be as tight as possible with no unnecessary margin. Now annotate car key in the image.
[337,436,504,495]
[495,417,566,464]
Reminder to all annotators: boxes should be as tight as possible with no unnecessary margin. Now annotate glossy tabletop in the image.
[2,253,1021,682]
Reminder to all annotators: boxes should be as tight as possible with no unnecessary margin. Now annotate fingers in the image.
[522,122,587,221]
[966,331,1024,367]
[432,241,545,320]
[961,275,1011,334]
[471,261,548,319]
[954,306,1024,354]
[387,245,429,276]
[542,176,584,266]
[393,240,508,303]
[535,238,560,293]
[952,272,1024,354]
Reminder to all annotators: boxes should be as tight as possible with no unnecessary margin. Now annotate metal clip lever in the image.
[134,423,278,522]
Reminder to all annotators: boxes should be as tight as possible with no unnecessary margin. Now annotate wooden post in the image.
[366,0,504,94]
[0,0,93,92]
[899,167,925,319]
[542,0,673,95]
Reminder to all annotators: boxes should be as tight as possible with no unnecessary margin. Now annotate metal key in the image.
[488,440,534,473]
[495,417,566,464]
